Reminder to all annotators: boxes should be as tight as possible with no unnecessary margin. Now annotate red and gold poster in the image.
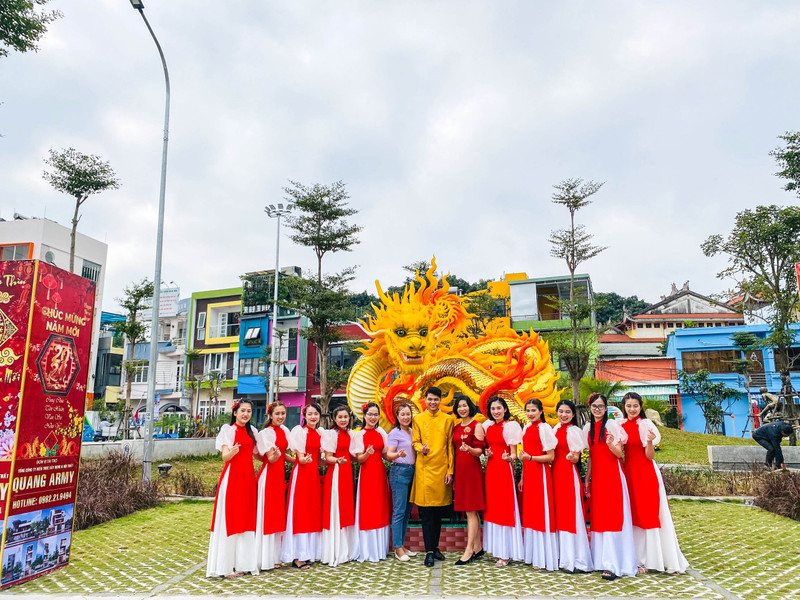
[0,260,96,588]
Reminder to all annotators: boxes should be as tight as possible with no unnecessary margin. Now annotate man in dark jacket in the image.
[752,421,795,469]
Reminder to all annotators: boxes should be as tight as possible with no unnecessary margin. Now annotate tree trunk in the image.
[318,342,329,417]
[571,376,581,407]
[70,199,80,274]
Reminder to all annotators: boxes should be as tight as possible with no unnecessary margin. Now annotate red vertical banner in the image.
[0,261,96,588]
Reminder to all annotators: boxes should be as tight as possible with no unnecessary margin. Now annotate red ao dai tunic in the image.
[281,425,325,563]
[255,423,290,570]
[320,428,357,566]
[521,421,558,570]
[352,427,391,562]
[584,419,637,577]
[622,418,688,573]
[207,423,259,577]
[452,421,486,512]
[551,422,592,572]
[483,420,524,562]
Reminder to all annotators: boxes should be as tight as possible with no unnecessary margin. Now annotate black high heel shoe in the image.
[471,549,485,562]
[455,556,471,565]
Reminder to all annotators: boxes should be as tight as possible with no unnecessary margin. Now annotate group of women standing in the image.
[206,391,687,581]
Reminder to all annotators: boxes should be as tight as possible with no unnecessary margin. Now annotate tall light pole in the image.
[264,203,292,406]
[130,0,170,482]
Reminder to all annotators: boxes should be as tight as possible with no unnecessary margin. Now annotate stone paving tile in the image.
[167,556,431,596]
[7,498,800,599]
[441,552,722,598]
[670,500,800,600]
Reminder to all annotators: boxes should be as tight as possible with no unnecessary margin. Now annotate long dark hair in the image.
[330,405,352,431]
[621,391,643,419]
[262,400,286,428]
[524,398,544,423]
[556,399,578,426]
[393,402,413,430]
[587,392,608,446]
[231,399,258,447]
[486,396,511,422]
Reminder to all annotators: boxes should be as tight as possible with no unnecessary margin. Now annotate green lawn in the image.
[655,427,757,465]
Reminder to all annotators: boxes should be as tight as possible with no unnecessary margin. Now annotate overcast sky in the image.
[2,1,799,312]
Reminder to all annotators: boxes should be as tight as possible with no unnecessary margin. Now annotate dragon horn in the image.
[375,280,391,305]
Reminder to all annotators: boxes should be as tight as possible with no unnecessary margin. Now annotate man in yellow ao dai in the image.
[411,386,455,567]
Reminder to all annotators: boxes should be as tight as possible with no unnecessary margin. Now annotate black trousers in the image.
[418,505,450,552]
[753,435,781,467]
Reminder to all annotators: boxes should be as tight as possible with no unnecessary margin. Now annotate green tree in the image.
[115,279,154,440]
[464,290,504,337]
[678,369,739,435]
[183,348,202,420]
[769,131,800,198]
[579,376,628,403]
[701,205,800,394]
[42,147,120,273]
[284,180,362,284]
[548,177,607,403]
[594,291,650,325]
[0,0,60,58]
[729,331,760,411]
[283,272,355,416]
[283,180,362,415]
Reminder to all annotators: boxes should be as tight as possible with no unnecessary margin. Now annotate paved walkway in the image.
[7,499,800,599]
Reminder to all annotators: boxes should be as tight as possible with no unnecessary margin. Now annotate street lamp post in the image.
[264,203,292,406]
[130,0,170,482]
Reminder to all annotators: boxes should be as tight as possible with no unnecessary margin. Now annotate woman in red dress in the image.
[518,398,558,571]
[255,400,292,570]
[281,403,326,569]
[584,393,637,580]
[321,405,357,566]
[452,395,486,565]
[353,402,391,562]
[482,396,523,566]
[621,392,688,574]
[207,399,259,578]
[551,399,592,573]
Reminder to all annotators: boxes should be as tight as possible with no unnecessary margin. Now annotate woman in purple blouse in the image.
[386,402,417,561]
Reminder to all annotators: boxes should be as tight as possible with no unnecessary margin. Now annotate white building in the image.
[119,295,191,416]
[0,214,108,405]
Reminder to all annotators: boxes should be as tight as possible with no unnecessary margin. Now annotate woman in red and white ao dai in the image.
[353,402,391,562]
[551,400,592,573]
[482,397,524,566]
[518,399,558,571]
[255,401,292,570]
[584,393,637,580]
[281,404,326,569]
[320,406,358,566]
[622,393,688,574]
[207,400,259,577]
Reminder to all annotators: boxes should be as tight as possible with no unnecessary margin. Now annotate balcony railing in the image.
[207,324,240,338]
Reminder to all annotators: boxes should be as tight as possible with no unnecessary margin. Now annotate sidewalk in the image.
[6,499,800,599]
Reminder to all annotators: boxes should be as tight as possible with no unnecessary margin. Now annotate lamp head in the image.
[129,0,144,9]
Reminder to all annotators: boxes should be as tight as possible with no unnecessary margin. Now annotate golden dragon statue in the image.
[346,258,562,429]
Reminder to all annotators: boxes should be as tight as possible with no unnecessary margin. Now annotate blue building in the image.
[238,268,309,428]
[666,323,800,437]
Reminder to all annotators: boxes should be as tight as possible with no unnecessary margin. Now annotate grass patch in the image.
[655,427,757,465]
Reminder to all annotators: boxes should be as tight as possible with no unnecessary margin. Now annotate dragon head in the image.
[359,257,468,377]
